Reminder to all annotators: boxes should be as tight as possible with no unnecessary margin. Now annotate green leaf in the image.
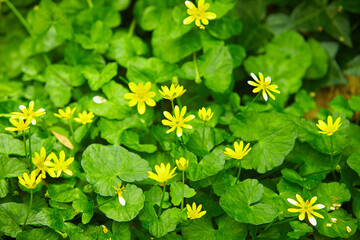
[219,179,277,224]
[230,111,297,173]
[0,203,37,237]
[84,62,117,91]
[16,228,61,240]
[48,180,87,202]
[75,7,121,29]
[98,184,145,222]
[316,209,357,238]
[348,150,360,176]
[107,33,149,68]
[0,179,9,198]
[120,130,157,153]
[36,208,74,234]
[0,155,27,179]
[312,182,351,208]
[81,144,151,196]
[182,215,248,240]
[226,44,246,68]
[344,55,360,76]
[306,39,328,79]
[76,20,112,53]
[244,31,311,97]
[140,204,184,238]
[329,95,354,118]
[144,185,171,209]
[287,221,313,239]
[281,168,324,190]
[285,90,316,117]
[207,17,242,40]
[72,200,94,224]
[126,57,178,84]
[0,133,25,156]
[349,95,360,112]
[338,0,360,13]
[170,182,196,206]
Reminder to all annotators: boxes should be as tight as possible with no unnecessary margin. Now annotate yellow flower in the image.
[148,163,177,183]
[287,194,325,226]
[113,183,126,206]
[74,111,94,125]
[186,202,206,220]
[5,118,32,132]
[198,107,213,121]
[158,84,186,101]
[248,72,280,101]
[18,170,42,189]
[44,150,74,178]
[183,0,217,30]
[54,106,77,120]
[11,101,46,125]
[162,105,195,137]
[224,140,251,160]
[176,157,189,171]
[316,116,342,136]
[32,147,54,178]
[124,82,156,115]
[101,225,108,234]
[346,226,352,233]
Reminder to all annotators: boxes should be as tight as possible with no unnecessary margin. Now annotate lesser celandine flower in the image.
[248,72,280,101]
[74,111,94,125]
[198,107,213,122]
[187,202,206,220]
[32,147,54,178]
[183,0,216,30]
[124,82,156,115]
[113,183,126,206]
[287,194,325,226]
[162,105,195,137]
[158,84,186,101]
[11,101,46,125]
[148,163,177,183]
[224,140,251,160]
[18,170,42,189]
[346,226,352,233]
[54,106,77,120]
[316,116,342,136]
[45,150,74,178]
[176,157,189,171]
[5,118,32,132]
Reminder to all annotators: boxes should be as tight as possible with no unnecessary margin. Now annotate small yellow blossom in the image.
[183,0,217,30]
[330,218,338,223]
[162,105,195,137]
[346,226,352,233]
[124,82,156,115]
[187,202,206,220]
[18,171,42,189]
[45,150,74,178]
[101,225,108,234]
[5,118,32,132]
[54,106,77,120]
[198,107,213,121]
[326,223,333,227]
[32,147,54,178]
[148,163,177,183]
[158,84,186,101]
[176,157,189,171]
[74,111,94,125]
[224,140,251,160]
[316,116,342,136]
[287,194,325,226]
[11,101,46,125]
[113,183,126,206]
[248,72,280,101]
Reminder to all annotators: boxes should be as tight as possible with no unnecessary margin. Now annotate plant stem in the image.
[181,171,185,210]
[243,92,261,113]
[330,135,334,168]
[86,0,94,8]
[302,169,332,177]
[22,131,29,169]
[128,19,136,37]
[158,184,166,218]
[28,128,32,171]
[236,161,242,184]
[171,100,175,114]
[202,121,206,145]
[193,53,201,84]
[23,190,33,228]
[4,0,32,35]
[68,119,74,138]
[264,216,297,231]
[119,76,129,84]
[93,196,116,209]
[176,97,183,109]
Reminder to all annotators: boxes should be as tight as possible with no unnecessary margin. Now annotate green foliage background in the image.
[1,0,360,239]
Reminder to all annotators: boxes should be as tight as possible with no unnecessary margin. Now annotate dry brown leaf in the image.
[51,130,74,150]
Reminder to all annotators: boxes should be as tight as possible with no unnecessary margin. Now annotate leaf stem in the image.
[23,190,33,228]
[22,131,29,169]
[236,161,242,184]
[93,196,116,209]
[28,128,32,171]
[181,171,185,210]
[302,169,332,177]
[243,92,261,113]
[4,0,32,35]
[330,135,334,167]
[68,119,74,138]
[128,19,136,37]
[158,184,166,218]
[263,216,297,231]
[193,53,201,84]
[202,121,206,145]
[86,0,94,8]
[171,100,175,114]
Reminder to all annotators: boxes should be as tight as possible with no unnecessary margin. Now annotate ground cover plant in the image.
[1,0,360,239]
